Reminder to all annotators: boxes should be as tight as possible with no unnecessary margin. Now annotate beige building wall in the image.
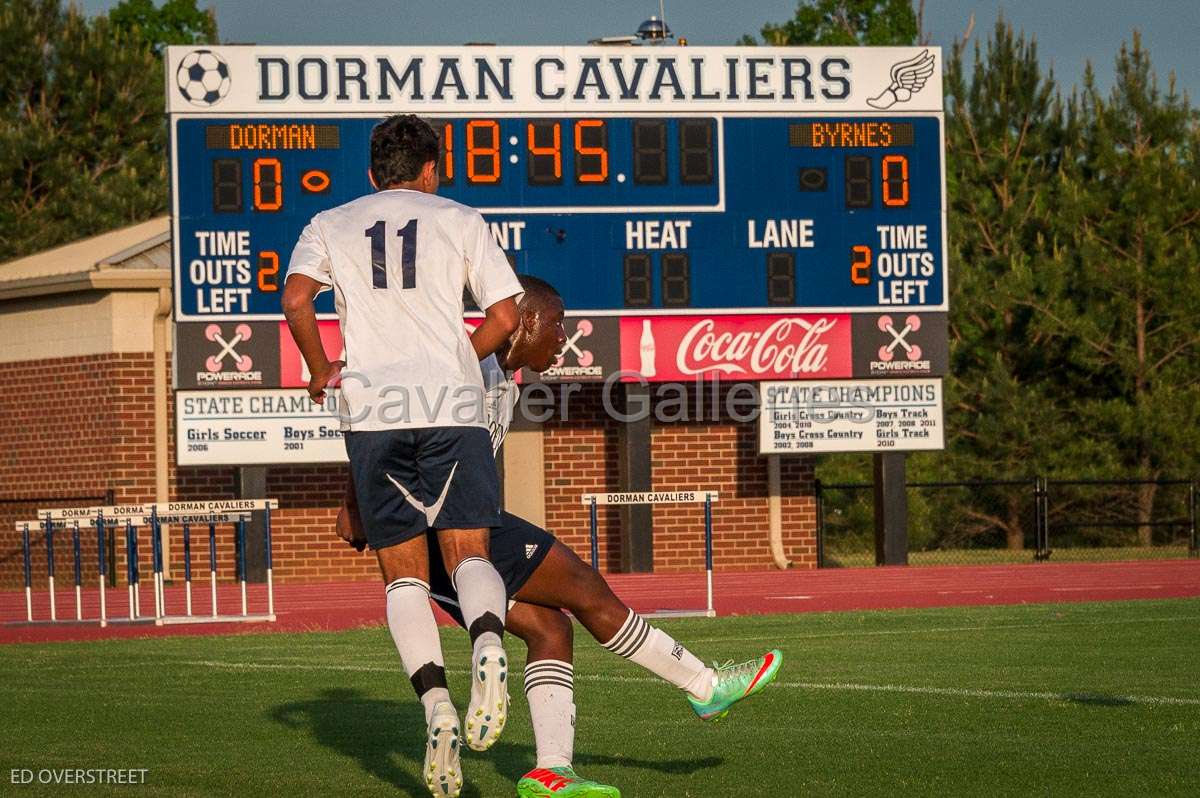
[503,426,546,528]
[0,291,169,364]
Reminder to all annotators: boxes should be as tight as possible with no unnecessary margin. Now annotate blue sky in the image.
[79,0,1199,98]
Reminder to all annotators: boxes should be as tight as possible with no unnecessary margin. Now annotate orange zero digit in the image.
[253,157,282,211]
[882,154,909,207]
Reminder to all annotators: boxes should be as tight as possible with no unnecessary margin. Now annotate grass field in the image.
[2,599,1199,797]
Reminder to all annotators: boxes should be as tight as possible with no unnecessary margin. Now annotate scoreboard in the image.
[176,115,942,317]
[168,46,946,321]
[166,46,948,463]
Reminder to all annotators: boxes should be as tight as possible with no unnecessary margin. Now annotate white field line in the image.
[683,614,1200,644]
[173,659,1200,707]
[9,615,1198,671]
[786,681,1200,707]
[1052,585,1163,591]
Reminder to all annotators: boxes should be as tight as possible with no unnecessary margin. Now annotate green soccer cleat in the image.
[516,766,621,797]
[687,649,783,721]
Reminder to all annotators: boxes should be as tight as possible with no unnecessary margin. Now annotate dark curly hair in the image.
[369,114,439,187]
[517,274,560,300]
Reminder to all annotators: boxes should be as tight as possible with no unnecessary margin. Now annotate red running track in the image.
[2,559,1198,644]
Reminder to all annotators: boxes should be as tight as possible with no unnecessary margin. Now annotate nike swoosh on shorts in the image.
[386,461,459,526]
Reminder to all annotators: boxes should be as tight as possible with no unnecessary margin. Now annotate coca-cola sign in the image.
[279,320,344,388]
[619,315,853,382]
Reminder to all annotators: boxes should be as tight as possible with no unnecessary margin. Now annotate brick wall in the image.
[540,385,623,570]
[539,383,818,573]
[0,353,369,589]
[2,354,136,590]
[2,357,817,591]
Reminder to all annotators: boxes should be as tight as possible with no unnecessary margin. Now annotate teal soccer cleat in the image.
[687,649,783,721]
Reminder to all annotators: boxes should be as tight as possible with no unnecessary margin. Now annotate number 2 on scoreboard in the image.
[364,219,418,290]
[851,244,872,285]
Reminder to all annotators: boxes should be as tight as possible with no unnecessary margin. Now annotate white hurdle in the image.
[580,490,720,619]
[140,499,278,626]
[14,499,278,627]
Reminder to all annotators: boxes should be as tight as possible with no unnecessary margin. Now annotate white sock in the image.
[524,659,575,770]
[602,609,715,702]
[451,556,508,658]
[386,577,450,723]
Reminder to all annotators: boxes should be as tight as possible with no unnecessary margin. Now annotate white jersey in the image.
[286,188,522,431]
[480,354,518,456]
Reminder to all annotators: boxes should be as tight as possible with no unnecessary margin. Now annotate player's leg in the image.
[375,541,447,719]
[418,427,511,750]
[377,541,463,797]
[509,604,574,771]
[515,541,782,721]
[515,541,714,696]
[438,528,506,660]
[504,602,619,798]
[346,431,461,797]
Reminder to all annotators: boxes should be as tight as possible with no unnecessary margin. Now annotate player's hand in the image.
[336,501,368,552]
[308,359,345,404]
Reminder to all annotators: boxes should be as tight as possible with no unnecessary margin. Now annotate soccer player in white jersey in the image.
[340,277,783,798]
[282,115,524,777]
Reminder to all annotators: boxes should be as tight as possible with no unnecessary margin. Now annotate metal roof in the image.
[0,217,171,301]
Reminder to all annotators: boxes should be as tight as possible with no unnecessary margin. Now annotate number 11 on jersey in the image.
[364,219,418,289]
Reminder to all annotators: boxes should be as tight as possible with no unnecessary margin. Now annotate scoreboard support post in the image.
[618,384,654,573]
[236,466,268,582]
[873,453,908,565]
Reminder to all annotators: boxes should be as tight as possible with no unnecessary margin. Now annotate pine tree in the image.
[1028,34,1200,543]
[0,0,215,261]
[935,18,1077,548]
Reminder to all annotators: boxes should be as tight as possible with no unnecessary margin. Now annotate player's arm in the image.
[470,297,519,360]
[465,210,523,359]
[336,474,367,552]
[282,221,343,404]
[282,274,342,403]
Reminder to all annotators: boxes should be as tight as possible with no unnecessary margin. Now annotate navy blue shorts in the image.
[345,426,501,550]
[428,511,555,627]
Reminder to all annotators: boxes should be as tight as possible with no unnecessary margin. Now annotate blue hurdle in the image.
[18,499,279,627]
[144,499,278,625]
[12,511,125,626]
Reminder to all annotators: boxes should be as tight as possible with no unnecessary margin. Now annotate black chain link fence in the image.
[817,478,1198,567]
